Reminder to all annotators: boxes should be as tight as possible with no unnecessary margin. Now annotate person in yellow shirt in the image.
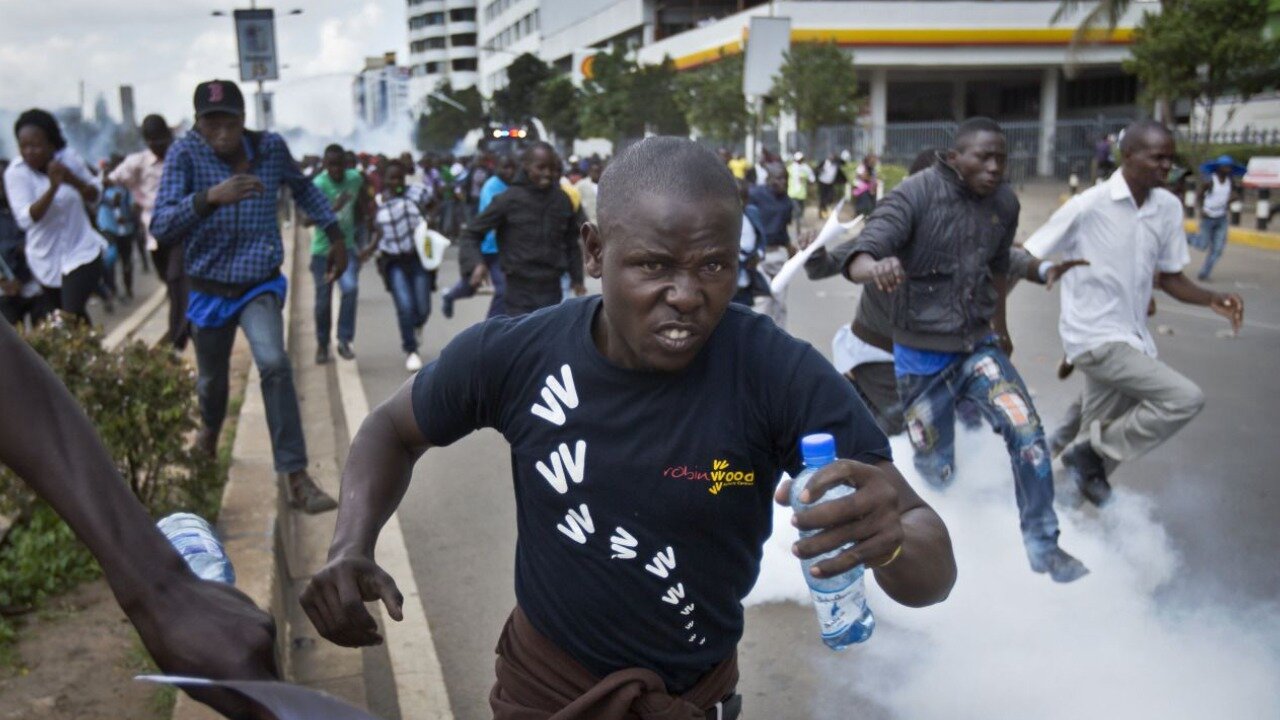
[559,168,582,211]
[728,153,749,180]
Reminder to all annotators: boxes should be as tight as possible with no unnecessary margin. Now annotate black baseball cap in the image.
[193,79,246,117]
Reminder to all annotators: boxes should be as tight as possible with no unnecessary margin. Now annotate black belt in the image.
[189,269,281,299]
[709,692,743,720]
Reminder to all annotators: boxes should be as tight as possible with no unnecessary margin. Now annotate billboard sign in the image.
[234,9,279,83]
[742,16,791,98]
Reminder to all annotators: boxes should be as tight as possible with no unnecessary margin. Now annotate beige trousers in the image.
[1073,341,1205,473]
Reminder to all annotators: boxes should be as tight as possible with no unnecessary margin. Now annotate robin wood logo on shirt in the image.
[664,459,755,495]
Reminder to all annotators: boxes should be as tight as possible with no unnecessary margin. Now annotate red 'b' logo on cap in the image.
[209,82,224,102]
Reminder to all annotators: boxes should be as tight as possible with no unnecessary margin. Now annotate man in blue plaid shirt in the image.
[152,79,347,513]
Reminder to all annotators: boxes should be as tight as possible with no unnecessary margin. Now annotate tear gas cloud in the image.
[747,430,1280,720]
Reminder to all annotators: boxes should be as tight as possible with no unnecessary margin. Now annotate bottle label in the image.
[810,580,866,639]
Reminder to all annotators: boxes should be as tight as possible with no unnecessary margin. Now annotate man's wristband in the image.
[1037,260,1054,283]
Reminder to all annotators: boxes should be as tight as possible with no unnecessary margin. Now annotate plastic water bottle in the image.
[157,512,236,584]
[791,433,875,649]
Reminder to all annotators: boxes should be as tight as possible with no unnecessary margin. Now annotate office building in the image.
[475,1,1149,176]
[353,53,411,128]
[406,0,480,111]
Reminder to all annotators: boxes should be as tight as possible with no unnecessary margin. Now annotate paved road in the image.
[345,182,1280,719]
[86,256,165,336]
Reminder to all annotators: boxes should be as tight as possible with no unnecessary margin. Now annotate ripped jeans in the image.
[897,342,1060,554]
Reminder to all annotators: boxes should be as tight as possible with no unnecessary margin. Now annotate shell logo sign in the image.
[571,49,599,87]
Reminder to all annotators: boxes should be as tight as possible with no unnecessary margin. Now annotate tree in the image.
[534,75,582,150]
[419,82,486,153]
[579,45,638,141]
[579,46,688,141]
[413,113,432,153]
[492,53,553,121]
[675,51,750,144]
[1053,0,1140,49]
[1125,0,1280,140]
[631,57,689,137]
[771,43,860,144]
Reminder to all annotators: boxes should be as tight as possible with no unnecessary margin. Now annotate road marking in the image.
[102,284,167,350]
[331,293,455,720]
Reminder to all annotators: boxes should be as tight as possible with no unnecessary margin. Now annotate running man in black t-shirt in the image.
[302,138,957,718]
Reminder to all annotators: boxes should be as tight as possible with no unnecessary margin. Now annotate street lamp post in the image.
[211,4,303,130]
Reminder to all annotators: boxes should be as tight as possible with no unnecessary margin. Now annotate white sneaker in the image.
[405,352,424,373]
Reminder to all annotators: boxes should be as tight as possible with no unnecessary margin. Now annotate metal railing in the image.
[787,118,1140,181]
[1184,126,1280,147]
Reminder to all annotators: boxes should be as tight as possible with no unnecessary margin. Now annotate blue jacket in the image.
[747,184,792,247]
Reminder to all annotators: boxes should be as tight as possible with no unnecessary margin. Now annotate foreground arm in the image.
[778,460,956,607]
[301,379,425,647]
[0,319,277,720]
[1158,272,1243,331]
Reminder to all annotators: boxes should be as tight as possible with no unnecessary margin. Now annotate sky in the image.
[0,0,406,135]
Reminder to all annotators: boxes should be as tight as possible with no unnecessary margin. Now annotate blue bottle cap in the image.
[800,433,836,467]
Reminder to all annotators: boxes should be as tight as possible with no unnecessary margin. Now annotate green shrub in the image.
[0,316,216,520]
[0,504,98,613]
[879,164,909,193]
[0,316,216,639]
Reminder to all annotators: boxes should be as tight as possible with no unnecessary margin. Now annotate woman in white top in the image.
[3,109,107,322]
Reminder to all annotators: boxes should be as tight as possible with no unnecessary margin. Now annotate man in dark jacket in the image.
[844,117,1088,583]
[806,237,1065,439]
[462,142,585,316]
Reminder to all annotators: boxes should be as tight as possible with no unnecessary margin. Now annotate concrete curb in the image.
[102,284,168,350]
[1183,220,1280,251]
[275,222,369,708]
[332,347,455,719]
[170,230,297,720]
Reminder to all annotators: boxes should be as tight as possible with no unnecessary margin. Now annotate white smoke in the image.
[278,113,418,160]
[748,430,1280,719]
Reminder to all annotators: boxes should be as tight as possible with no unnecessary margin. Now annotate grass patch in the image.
[0,618,21,672]
[126,635,177,719]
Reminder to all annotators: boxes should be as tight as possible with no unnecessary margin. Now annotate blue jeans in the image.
[193,292,307,474]
[310,253,359,347]
[1196,214,1229,279]
[896,342,1060,553]
[443,253,506,317]
[387,260,432,353]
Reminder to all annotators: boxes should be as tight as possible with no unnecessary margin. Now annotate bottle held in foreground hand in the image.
[791,433,875,649]
[157,512,236,584]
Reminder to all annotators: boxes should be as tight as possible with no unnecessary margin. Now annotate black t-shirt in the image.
[412,296,890,692]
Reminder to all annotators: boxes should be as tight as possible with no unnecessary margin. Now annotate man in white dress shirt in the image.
[1023,121,1244,506]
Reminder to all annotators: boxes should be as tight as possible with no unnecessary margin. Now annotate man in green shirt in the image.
[311,143,367,364]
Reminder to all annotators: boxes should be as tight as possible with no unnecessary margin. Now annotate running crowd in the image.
[0,76,1247,720]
